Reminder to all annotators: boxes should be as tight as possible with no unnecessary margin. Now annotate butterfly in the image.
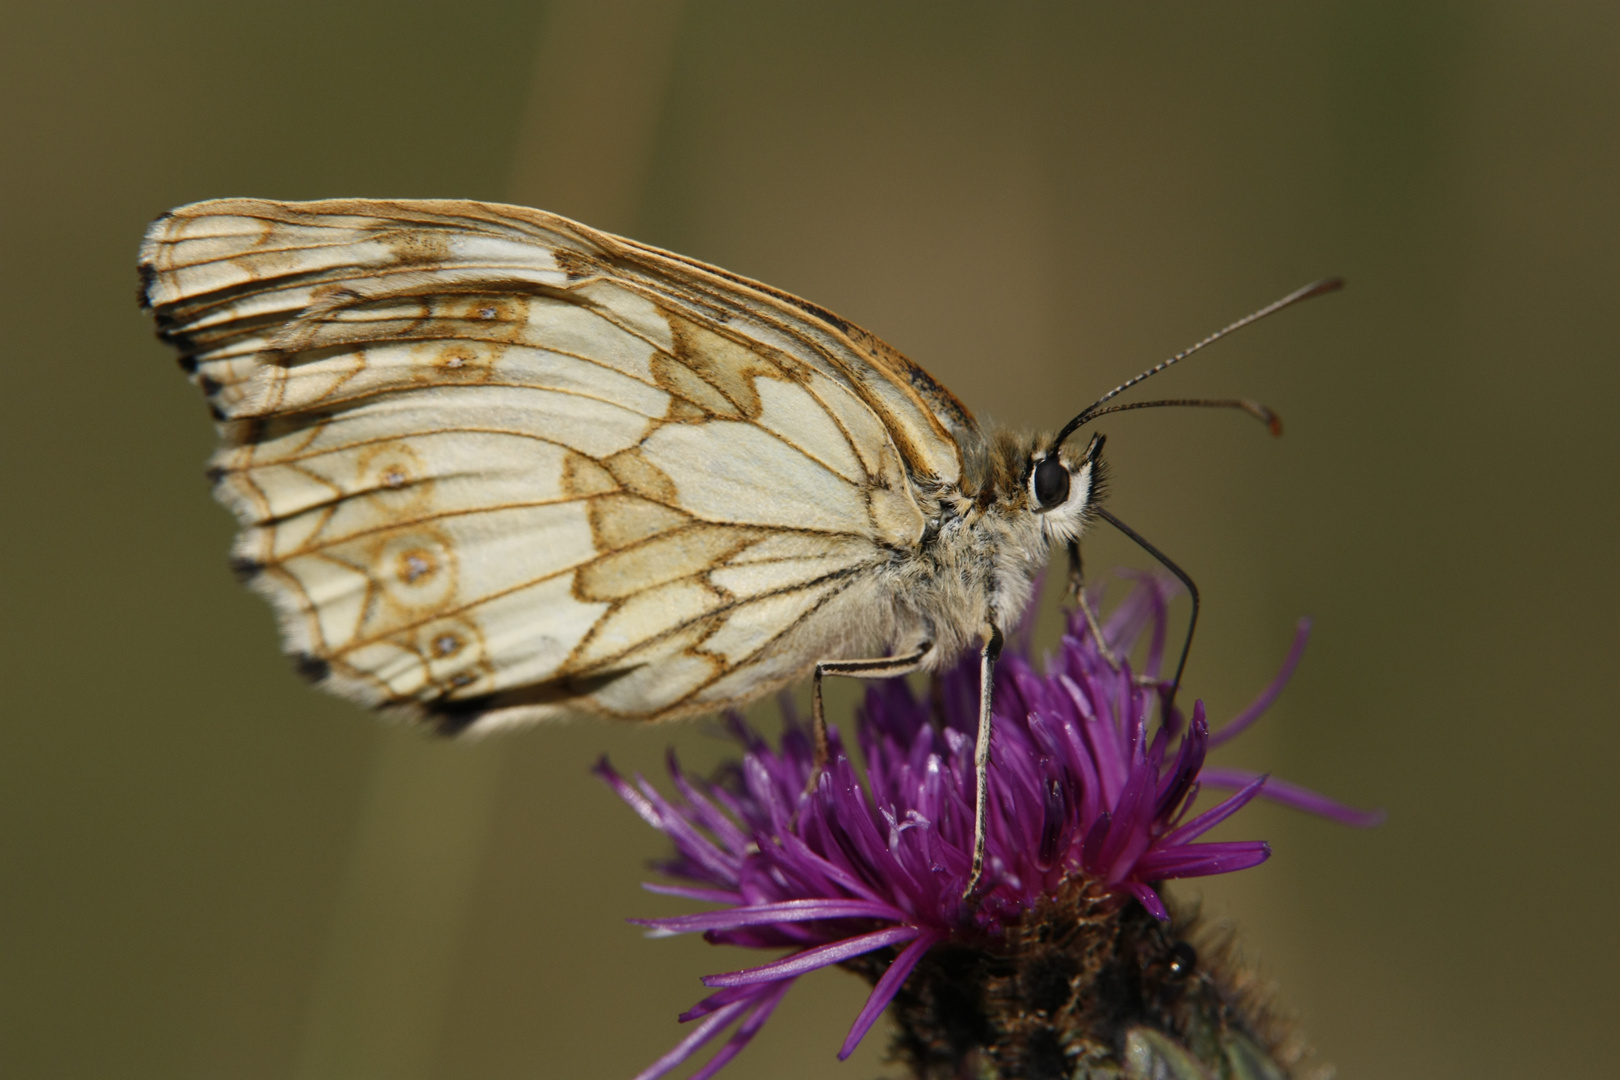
[140,198,1336,891]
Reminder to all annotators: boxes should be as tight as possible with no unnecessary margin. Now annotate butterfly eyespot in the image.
[1032,457,1070,509]
[382,468,408,488]
[431,633,462,658]
[398,549,436,584]
[477,306,497,319]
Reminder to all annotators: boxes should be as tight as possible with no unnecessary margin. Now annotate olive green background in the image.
[2,3,1615,1078]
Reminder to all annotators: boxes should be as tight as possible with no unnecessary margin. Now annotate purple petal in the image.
[594,758,664,830]
[1158,774,1269,847]
[633,774,741,883]
[771,824,895,906]
[1103,570,1174,655]
[742,755,795,837]
[630,996,753,1080]
[1100,766,1157,881]
[1064,674,1129,804]
[1121,880,1170,921]
[1136,841,1271,879]
[1142,583,1169,678]
[839,931,941,1059]
[1036,774,1068,871]
[1209,618,1311,746]
[701,926,921,987]
[1200,768,1385,827]
[1154,703,1208,820]
[666,749,753,853]
[678,985,761,1023]
[1079,811,1112,875]
[634,898,909,934]
[686,981,794,1080]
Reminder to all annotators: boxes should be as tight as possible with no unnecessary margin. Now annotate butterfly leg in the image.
[1097,507,1201,720]
[1069,539,1124,671]
[963,625,1005,899]
[808,645,931,790]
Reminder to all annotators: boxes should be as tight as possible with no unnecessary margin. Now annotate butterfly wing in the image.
[141,198,977,732]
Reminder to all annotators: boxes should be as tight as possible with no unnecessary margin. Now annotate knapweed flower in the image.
[596,576,1380,1080]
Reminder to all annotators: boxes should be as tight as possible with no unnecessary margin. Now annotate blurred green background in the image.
[2,3,1616,1078]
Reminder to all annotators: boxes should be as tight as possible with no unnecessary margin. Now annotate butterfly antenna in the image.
[1078,397,1284,436]
[1051,277,1342,450]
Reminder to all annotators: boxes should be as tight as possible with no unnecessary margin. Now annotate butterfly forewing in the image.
[143,199,975,731]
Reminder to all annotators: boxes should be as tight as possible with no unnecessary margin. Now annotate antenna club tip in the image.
[1307,276,1346,298]
[1238,398,1282,436]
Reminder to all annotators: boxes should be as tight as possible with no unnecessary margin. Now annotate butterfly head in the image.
[962,428,1107,639]
[1024,431,1107,545]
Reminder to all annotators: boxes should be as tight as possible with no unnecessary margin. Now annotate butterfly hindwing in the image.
[142,199,962,730]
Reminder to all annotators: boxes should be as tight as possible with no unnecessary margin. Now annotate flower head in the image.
[597,576,1379,1080]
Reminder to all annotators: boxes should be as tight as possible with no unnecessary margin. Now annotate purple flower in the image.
[596,576,1380,1080]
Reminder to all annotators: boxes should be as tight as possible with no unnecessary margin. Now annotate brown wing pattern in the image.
[141,198,949,731]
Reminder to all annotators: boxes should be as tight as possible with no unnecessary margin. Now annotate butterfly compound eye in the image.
[1032,456,1070,509]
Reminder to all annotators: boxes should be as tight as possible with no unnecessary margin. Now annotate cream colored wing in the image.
[141,198,969,733]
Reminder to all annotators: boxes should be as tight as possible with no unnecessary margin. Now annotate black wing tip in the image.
[137,209,179,311]
[228,555,263,583]
[137,259,157,311]
[424,667,635,736]
[292,653,331,684]
[427,693,496,736]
